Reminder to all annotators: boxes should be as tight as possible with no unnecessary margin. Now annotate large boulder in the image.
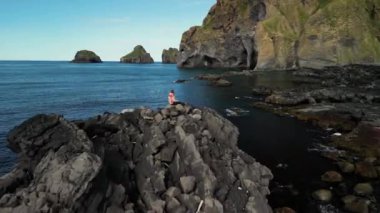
[178,0,380,70]
[120,45,154,63]
[162,48,179,64]
[72,50,102,63]
[0,105,273,213]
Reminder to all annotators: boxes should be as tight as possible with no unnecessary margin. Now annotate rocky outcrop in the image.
[72,50,102,63]
[178,0,380,69]
[120,45,154,63]
[162,48,179,64]
[0,105,272,213]
[178,0,265,69]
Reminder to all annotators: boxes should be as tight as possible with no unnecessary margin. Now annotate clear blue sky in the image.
[0,0,215,61]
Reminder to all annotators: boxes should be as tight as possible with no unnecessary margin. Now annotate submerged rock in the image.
[72,50,102,63]
[120,45,154,63]
[0,105,273,213]
[162,48,179,64]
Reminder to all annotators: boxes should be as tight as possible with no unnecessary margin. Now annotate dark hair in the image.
[171,90,174,93]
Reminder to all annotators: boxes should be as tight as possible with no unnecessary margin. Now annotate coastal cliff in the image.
[121,45,154,64]
[178,0,380,70]
[0,105,272,213]
[72,50,102,63]
[162,48,179,64]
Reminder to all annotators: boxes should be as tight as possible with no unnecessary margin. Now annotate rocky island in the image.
[162,48,179,64]
[178,0,380,69]
[72,50,102,63]
[0,105,272,213]
[120,45,154,64]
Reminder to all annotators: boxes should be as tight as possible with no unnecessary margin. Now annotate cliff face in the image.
[178,0,380,70]
[178,0,266,69]
[0,105,273,213]
[162,48,179,64]
[256,0,380,70]
[72,50,102,63]
[121,45,154,63]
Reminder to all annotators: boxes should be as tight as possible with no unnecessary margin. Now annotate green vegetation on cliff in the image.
[256,0,380,69]
[120,45,154,64]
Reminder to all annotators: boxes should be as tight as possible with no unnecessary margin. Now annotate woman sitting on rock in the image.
[168,90,183,105]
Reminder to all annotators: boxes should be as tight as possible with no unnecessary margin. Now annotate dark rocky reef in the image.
[72,50,102,63]
[178,0,380,69]
[121,45,154,64]
[0,105,272,212]
[162,48,179,64]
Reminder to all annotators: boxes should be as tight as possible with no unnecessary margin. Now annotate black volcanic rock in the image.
[162,48,179,64]
[72,50,102,63]
[120,45,154,63]
[0,105,272,213]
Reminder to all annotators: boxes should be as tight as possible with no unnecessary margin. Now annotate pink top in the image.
[168,92,175,105]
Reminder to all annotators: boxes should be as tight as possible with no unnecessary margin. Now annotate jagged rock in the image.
[162,48,179,64]
[0,105,272,213]
[72,50,102,63]
[179,0,380,69]
[120,45,154,63]
[179,176,196,193]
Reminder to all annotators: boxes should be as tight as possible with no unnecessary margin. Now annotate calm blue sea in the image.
[0,61,334,209]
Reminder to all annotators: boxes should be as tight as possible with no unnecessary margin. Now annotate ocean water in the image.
[0,61,333,210]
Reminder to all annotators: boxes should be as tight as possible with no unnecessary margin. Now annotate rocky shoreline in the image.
[248,65,380,212]
[0,105,272,212]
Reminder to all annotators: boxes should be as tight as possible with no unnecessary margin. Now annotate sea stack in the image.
[178,0,380,70]
[120,45,154,63]
[72,50,102,63]
[162,48,179,64]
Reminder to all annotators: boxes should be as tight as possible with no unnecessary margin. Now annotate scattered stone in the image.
[353,183,373,196]
[342,195,370,213]
[355,162,378,178]
[312,189,332,202]
[337,161,355,173]
[321,171,343,183]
